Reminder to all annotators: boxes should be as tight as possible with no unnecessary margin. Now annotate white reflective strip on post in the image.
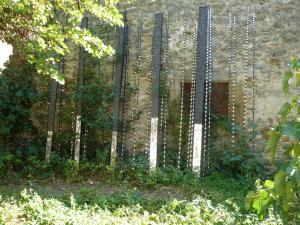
[110,131,118,166]
[74,115,82,162]
[149,117,158,170]
[45,131,53,163]
[192,123,202,173]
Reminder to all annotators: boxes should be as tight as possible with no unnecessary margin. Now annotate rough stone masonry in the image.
[34,0,300,157]
[116,0,300,150]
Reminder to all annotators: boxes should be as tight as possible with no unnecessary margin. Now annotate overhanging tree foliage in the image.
[0,0,126,83]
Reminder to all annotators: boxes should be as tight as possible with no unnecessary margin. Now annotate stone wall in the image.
[37,0,299,155]
[115,0,300,151]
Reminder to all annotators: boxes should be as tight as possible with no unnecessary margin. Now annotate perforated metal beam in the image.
[74,16,88,162]
[192,6,209,174]
[45,77,58,162]
[149,13,163,170]
[110,12,128,167]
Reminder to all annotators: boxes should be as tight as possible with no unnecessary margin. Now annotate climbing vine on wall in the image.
[0,55,39,151]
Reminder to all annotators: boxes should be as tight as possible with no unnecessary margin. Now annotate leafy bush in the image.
[0,150,106,183]
[62,159,81,182]
[0,55,39,150]
[0,188,282,225]
[212,117,266,177]
[61,159,104,183]
[0,52,113,180]
[246,57,300,224]
[0,152,53,182]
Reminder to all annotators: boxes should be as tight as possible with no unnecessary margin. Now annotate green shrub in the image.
[246,57,300,224]
[212,117,266,178]
[0,56,39,150]
[62,160,82,182]
[0,188,282,224]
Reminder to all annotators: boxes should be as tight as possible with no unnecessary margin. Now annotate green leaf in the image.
[282,121,300,142]
[282,181,295,212]
[245,191,255,210]
[264,180,274,189]
[252,190,271,220]
[282,71,293,94]
[274,170,286,196]
[296,72,300,87]
[278,102,291,120]
[253,197,262,213]
[290,57,299,69]
[267,129,281,161]
[292,143,300,157]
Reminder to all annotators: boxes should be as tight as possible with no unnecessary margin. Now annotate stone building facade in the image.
[115,0,300,150]
[34,0,300,157]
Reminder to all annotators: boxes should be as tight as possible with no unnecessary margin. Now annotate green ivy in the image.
[0,54,39,150]
[0,51,114,179]
[211,116,266,178]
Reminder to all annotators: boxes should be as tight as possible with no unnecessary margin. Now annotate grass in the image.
[0,170,282,225]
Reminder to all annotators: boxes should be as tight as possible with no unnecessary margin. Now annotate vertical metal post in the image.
[45,77,58,163]
[57,59,65,153]
[192,7,209,174]
[251,9,256,152]
[110,12,128,167]
[74,17,88,163]
[149,13,163,170]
